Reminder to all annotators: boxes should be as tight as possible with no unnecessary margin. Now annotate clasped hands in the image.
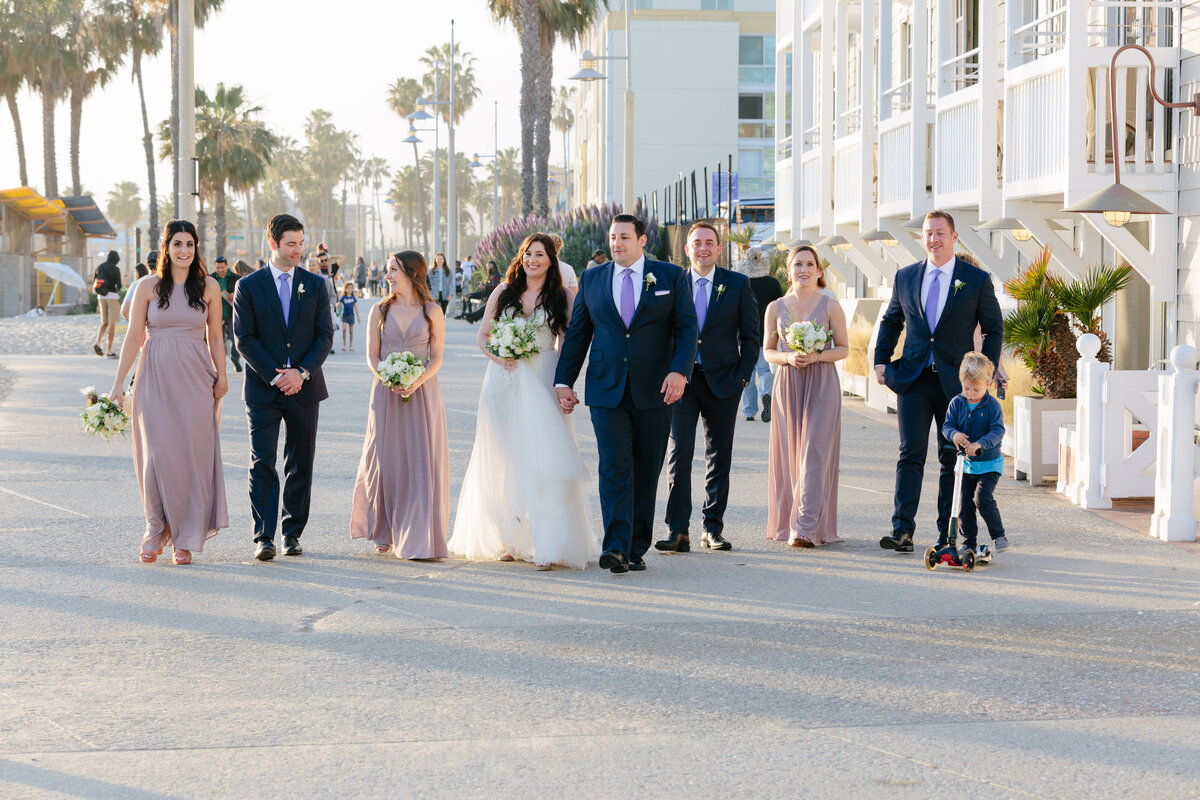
[791,351,820,369]
[275,368,304,395]
[556,371,687,415]
[951,432,981,456]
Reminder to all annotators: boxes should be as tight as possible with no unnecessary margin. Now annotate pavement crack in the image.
[0,688,103,752]
[295,600,363,633]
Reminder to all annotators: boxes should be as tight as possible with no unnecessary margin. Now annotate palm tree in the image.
[495,146,522,222]
[362,156,390,257]
[418,42,480,126]
[114,0,167,244]
[552,85,574,208]
[106,181,142,267]
[67,7,126,196]
[26,0,77,198]
[386,76,428,253]
[0,2,31,186]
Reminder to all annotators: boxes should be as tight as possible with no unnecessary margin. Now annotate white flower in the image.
[643,272,657,290]
[297,284,307,295]
[953,279,965,294]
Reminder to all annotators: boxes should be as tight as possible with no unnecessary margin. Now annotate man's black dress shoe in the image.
[654,532,690,552]
[879,532,914,552]
[598,551,629,574]
[702,531,732,551]
[254,540,276,561]
[627,554,646,571]
[282,536,303,556]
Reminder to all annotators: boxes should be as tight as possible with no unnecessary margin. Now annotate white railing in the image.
[877,115,912,215]
[1151,344,1200,541]
[803,123,821,150]
[799,150,821,229]
[839,105,862,136]
[778,136,793,159]
[833,133,861,223]
[1086,65,1175,175]
[1085,1,1178,49]
[1005,68,1067,184]
[941,47,981,94]
[882,78,913,116]
[935,94,981,197]
[1012,4,1068,64]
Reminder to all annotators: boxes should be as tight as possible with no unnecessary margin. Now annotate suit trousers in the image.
[893,367,956,538]
[665,367,741,536]
[590,382,673,559]
[247,394,320,543]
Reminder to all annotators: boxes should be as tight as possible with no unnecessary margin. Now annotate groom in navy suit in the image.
[873,210,1003,552]
[555,214,698,573]
[233,214,334,561]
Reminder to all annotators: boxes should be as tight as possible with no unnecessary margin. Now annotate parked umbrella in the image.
[33,261,87,306]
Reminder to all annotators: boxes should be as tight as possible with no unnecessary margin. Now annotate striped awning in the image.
[0,187,116,238]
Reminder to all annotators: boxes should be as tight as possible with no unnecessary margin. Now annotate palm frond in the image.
[1002,287,1058,357]
[1057,263,1133,332]
[1002,245,1053,301]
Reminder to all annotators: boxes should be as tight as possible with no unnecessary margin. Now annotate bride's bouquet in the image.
[484,308,543,361]
[784,320,831,355]
[377,351,425,402]
[79,386,130,440]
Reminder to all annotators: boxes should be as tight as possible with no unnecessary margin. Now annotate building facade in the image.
[573,0,777,210]
[776,0,1200,365]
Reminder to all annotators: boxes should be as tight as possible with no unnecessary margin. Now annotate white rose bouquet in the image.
[377,351,426,402]
[784,320,831,355]
[484,308,543,361]
[79,386,130,440]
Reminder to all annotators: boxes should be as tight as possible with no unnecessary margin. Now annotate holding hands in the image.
[661,372,686,404]
[556,386,579,414]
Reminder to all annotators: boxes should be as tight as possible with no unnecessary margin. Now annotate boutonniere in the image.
[715,284,727,300]
[297,284,307,295]
[643,272,657,290]
[952,279,965,295]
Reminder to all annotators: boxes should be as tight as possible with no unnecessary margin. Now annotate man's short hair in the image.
[923,210,956,233]
[611,213,645,238]
[268,213,304,244]
[687,221,721,246]
[214,256,227,263]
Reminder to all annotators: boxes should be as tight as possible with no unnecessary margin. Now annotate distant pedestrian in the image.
[257,258,267,270]
[339,281,361,351]
[355,256,367,293]
[738,248,784,422]
[211,256,242,373]
[369,261,381,296]
[546,232,578,291]
[585,249,607,270]
[429,252,452,314]
[123,251,158,321]
[92,250,123,358]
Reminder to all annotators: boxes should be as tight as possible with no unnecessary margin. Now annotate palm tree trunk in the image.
[214,183,226,259]
[518,0,539,217]
[69,87,83,196]
[40,89,58,199]
[133,46,159,244]
[5,91,29,186]
[197,194,206,253]
[534,36,553,217]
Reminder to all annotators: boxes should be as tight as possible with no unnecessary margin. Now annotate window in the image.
[740,36,764,66]
[739,34,777,85]
[701,0,732,9]
[739,94,764,120]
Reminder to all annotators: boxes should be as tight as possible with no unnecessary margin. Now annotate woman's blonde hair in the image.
[959,351,995,385]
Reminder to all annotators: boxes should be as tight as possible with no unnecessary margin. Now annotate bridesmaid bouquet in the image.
[784,321,831,354]
[79,386,130,440]
[378,351,426,403]
[484,309,543,361]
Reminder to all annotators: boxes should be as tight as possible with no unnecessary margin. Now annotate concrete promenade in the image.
[1,309,1199,799]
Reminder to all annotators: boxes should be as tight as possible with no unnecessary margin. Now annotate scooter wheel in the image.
[962,550,976,572]
[924,547,938,571]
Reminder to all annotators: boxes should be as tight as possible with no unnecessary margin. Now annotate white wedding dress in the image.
[449,316,600,569]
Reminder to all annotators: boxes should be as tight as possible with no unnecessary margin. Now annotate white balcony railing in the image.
[833,133,862,224]
[839,105,862,136]
[799,150,821,229]
[1012,4,1069,65]
[1005,68,1068,186]
[882,78,913,117]
[935,92,981,197]
[1085,1,1177,49]
[1087,64,1176,175]
[777,136,793,160]
[941,47,981,94]
[877,115,913,216]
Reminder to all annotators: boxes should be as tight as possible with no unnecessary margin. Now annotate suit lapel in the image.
[263,269,287,331]
[630,261,655,326]
[703,268,727,335]
[911,262,930,332]
[933,260,964,334]
[286,270,304,334]
[597,261,622,325]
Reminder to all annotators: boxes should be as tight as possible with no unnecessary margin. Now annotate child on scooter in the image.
[942,352,1008,560]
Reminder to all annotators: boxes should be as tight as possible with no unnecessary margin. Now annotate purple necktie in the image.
[279,272,291,325]
[620,268,635,327]
[695,277,708,364]
[925,268,940,365]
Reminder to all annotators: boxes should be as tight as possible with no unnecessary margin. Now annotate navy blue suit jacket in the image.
[690,267,761,399]
[554,258,698,409]
[874,258,1003,397]
[233,266,334,406]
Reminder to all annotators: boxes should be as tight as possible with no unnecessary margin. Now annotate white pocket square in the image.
[654,290,670,296]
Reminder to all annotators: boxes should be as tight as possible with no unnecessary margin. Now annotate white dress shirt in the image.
[268,261,297,367]
[689,266,715,312]
[920,256,955,328]
[611,254,646,311]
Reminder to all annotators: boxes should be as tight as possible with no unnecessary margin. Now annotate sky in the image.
[0,0,584,228]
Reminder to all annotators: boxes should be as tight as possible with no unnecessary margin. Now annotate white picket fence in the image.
[1058,334,1200,541]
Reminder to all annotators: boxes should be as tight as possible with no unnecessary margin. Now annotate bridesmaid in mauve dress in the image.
[350,250,449,559]
[763,245,849,547]
[109,219,229,565]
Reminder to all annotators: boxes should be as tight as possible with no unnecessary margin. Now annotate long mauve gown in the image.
[132,282,228,552]
[350,301,449,558]
[766,294,843,545]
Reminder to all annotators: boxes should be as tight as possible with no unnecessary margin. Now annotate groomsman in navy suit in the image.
[233,214,334,561]
[555,214,698,573]
[656,222,761,553]
[873,210,1003,552]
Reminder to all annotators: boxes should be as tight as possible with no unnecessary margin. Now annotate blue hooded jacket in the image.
[942,392,1005,462]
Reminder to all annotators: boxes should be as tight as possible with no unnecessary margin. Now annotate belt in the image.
[692,363,704,372]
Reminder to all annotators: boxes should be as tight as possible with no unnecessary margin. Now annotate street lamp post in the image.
[177,0,197,221]
[408,63,441,257]
[469,101,501,233]
[570,0,633,211]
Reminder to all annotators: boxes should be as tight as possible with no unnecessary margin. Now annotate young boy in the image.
[941,352,1009,560]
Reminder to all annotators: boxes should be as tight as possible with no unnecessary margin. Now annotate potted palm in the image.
[1002,246,1133,483]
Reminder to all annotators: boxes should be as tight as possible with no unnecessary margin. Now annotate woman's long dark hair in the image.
[379,250,435,346]
[494,233,568,335]
[154,219,207,310]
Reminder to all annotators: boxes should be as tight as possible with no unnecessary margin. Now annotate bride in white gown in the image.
[449,233,600,570]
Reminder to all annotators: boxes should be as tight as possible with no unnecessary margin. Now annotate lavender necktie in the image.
[694,277,708,365]
[620,268,635,328]
[279,272,291,325]
[925,268,940,365]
